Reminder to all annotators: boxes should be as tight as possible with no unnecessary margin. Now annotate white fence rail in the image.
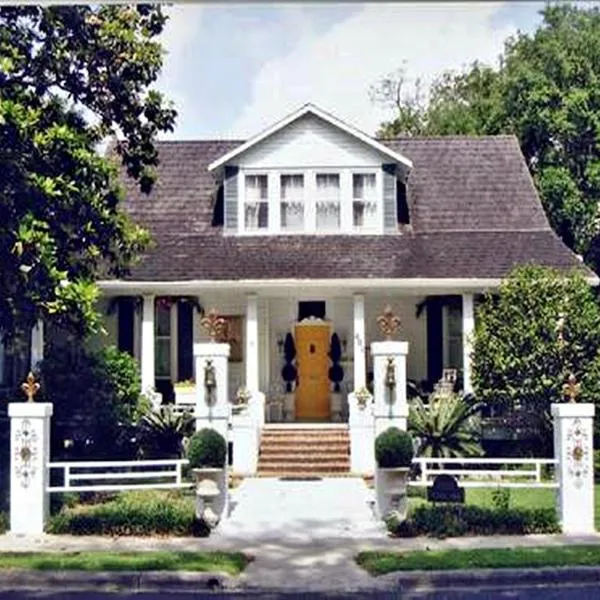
[48,459,191,493]
[410,457,559,489]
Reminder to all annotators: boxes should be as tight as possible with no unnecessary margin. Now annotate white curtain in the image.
[316,173,340,230]
[245,175,268,230]
[281,174,304,231]
[353,174,377,229]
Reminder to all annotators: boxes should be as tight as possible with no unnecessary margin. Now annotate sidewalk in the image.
[2,531,600,592]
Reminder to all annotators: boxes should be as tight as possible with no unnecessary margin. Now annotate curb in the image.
[383,565,600,591]
[0,570,236,593]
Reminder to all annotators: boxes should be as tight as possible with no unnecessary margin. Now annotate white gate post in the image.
[194,342,231,439]
[348,390,375,474]
[9,395,53,535]
[371,340,409,437]
[551,402,595,534]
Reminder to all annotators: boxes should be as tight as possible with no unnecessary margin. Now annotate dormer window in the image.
[281,174,304,231]
[353,173,378,230]
[316,173,341,231]
[245,174,268,230]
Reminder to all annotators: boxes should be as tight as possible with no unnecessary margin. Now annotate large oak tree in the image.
[0,5,176,345]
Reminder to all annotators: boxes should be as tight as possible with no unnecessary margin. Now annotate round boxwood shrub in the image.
[375,427,414,468]
[186,429,227,468]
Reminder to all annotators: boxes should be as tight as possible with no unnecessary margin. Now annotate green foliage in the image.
[46,490,209,537]
[186,429,227,469]
[137,406,194,459]
[490,488,511,511]
[388,504,560,538]
[0,5,176,342]
[373,4,600,274]
[375,427,414,468]
[409,394,483,458]
[39,345,145,459]
[0,512,7,534]
[595,450,600,483]
[472,265,600,453]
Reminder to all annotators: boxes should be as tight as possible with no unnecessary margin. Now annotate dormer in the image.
[208,104,412,236]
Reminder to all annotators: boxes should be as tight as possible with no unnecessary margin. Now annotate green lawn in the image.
[357,545,600,575]
[0,551,250,575]
[409,484,600,531]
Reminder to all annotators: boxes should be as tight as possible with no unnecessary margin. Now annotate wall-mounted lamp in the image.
[204,359,217,406]
[385,357,396,396]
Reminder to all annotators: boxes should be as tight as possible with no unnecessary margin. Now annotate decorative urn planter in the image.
[192,468,224,529]
[174,381,196,407]
[186,429,228,529]
[374,427,414,521]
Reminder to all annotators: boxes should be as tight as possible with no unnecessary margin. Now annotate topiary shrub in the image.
[186,428,227,469]
[375,427,414,468]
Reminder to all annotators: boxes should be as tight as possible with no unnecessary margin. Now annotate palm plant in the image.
[137,406,195,459]
[408,393,484,458]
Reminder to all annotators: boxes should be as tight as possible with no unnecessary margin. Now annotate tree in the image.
[472,265,600,452]
[372,4,600,273]
[0,5,176,345]
[409,394,483,458]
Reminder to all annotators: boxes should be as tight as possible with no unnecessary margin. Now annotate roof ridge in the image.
[382,134,517,142]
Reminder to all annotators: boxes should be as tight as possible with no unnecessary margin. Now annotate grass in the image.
[357,545,600,576]
[409,484,600,531]
[0,551,250,575]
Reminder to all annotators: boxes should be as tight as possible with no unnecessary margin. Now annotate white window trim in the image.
[237,166,384,236]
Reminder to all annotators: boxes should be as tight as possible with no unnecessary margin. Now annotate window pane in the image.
[155,338,171,377]
[353,173,377,229]
[246,175,268,201]
[281,174,304,231]
[156,304,171,336]
[316,173,340,231]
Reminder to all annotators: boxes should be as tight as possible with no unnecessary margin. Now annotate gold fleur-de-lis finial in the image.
[21,372,40,403]
[200,308,228,342]
[563,373,581,403]
[377,305,402,340]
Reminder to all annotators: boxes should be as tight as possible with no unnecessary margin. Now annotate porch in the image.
[97,283,478,422]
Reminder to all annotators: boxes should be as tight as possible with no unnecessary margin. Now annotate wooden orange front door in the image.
[295,323,331,420]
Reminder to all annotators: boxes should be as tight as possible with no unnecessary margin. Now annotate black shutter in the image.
[426,297,443,385]
[117,298,135,356]
[177,302,194,381]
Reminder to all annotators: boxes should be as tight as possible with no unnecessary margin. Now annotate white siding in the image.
[238,114,386,169]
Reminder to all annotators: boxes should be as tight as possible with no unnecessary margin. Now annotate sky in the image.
[153,1,576,141]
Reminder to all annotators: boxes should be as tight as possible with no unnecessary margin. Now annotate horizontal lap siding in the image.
[224,165,239,232]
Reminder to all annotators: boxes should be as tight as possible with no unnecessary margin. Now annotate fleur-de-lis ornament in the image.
[200,308,228,342]
[21,372,40,403]
[377,305,401,340]
[563,373,581,403]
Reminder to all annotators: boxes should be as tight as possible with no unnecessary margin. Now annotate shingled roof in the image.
[117,136,590,282]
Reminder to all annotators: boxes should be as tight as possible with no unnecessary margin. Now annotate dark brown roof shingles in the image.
[117,135,591,282]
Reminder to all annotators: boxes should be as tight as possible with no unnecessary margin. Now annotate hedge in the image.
[46,490,209,537]
[388,504,560,538]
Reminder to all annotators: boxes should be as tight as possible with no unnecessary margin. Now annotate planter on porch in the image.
[174,382,196,406]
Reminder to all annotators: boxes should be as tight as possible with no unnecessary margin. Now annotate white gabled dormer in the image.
[208,103,412,236]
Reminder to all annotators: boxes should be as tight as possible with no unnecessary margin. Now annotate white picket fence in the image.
[47,459,191,493]
[410,457,559,488]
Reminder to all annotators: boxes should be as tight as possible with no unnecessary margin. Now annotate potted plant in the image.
[186,428,228,528]
[174,379,196,406]
[374,427,414,520]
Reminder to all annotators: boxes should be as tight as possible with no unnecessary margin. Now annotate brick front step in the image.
[257,425,351,477]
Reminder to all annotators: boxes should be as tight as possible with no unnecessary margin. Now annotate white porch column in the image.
[552,403,595,534]
[141,294,155,393]
[462,293,474,395]
[353,293,366,390]
[245,294,259,393]
[9,401,53,534]
[30,319,44,370]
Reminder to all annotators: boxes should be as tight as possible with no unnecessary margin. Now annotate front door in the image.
[295,323,331,420]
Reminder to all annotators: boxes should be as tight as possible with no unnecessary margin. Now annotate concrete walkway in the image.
[1,476,600,592]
